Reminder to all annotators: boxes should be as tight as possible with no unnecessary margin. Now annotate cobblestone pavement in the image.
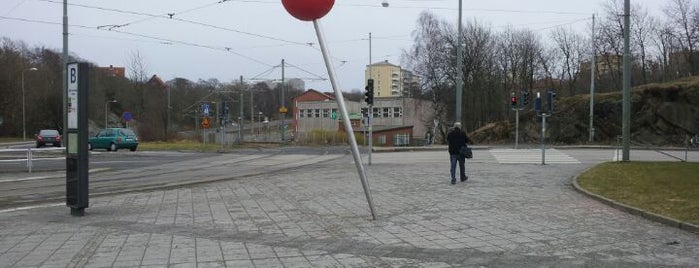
[0,150,698,267]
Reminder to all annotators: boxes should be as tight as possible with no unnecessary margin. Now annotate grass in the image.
[138,140,282,152]
[577,162,699,226]
[0,137,24,143]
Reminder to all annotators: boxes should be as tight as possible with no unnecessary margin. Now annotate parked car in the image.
[36,129,62,148]
[88,128,138,151]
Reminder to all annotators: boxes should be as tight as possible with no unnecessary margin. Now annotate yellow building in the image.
[365,60,403,98]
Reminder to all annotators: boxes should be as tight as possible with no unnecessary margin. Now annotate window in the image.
[306,109,313,118]
[377,135,386,145]
[322,109,329,118]
[299,109,304,118]
[372,107,379,118]
[394,134,410,146]
[314,109,320,118]
[382,108,390,118]
[393,107,402,118]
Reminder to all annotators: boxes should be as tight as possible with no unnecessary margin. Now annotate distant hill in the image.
[471,77,699,146]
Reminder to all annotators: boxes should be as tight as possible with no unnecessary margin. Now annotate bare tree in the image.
[127,50,149,83]
[664,0,699,75]
[551,26,588,96]
[402,12,453,139]
[632,4,657,84]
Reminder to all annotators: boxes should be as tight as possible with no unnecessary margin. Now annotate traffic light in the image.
[535,92,542,112]
[365,79,374,105]
[522,91,530,106]
[511,96,518,108]
[547,90,556,114]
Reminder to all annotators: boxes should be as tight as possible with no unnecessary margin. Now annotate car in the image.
[36,129,61,147]
[88,128,139,152]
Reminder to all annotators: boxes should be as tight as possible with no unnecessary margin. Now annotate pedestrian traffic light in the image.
[547,90,556,114]
[365,79,374,105]
[535,92,542,112]
[511,96,518,108]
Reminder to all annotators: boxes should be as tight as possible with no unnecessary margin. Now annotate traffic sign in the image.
[331,111,337,120]
[202,117,210,129]
[122,112,132,122]
[202,103,210,116]
[279,106,288,113]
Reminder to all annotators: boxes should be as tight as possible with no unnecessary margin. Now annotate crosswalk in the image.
[489,148,580,164]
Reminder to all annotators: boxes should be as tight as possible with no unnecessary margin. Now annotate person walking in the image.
[447,122,471,185]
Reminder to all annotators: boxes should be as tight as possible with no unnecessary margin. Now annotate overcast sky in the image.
[2,0,666,92]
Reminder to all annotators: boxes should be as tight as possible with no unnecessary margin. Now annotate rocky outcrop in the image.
[471,77,699,146]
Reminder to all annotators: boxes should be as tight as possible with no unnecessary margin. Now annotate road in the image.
[0,147,348,209]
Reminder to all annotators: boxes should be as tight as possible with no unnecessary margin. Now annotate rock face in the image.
[471,77,699,146]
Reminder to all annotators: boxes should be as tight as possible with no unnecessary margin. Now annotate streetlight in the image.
[104,99,117,128]
[22,67,38,141]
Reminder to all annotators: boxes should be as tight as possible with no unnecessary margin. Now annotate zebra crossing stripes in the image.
[490,148,581,164]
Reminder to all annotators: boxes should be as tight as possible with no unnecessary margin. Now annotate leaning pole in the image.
[281,0,377,220]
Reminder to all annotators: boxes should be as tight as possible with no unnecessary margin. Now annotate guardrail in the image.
[615,135,697,162]
[0,147,65,173]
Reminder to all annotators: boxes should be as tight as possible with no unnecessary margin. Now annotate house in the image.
[292,89,435,146]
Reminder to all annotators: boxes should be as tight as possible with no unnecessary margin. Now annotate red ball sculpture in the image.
[281,0,335,21]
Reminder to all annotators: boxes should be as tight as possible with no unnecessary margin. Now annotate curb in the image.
[572,175,699,234]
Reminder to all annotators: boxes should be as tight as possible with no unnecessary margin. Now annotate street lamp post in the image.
[104,99,117,128]
[22,67,38,141]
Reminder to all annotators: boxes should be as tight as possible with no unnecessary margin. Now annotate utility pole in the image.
[622,0,631,161]
[589,13,596,143]
[455,0,463,124]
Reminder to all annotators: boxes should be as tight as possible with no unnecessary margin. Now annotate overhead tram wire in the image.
[284,61,328,81]
[0,15,275,67]
[36,0,313,47]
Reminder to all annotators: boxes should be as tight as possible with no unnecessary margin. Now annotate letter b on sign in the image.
[68,63,78,90]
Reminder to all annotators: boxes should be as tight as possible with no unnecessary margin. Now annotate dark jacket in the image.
[447,127,471,155]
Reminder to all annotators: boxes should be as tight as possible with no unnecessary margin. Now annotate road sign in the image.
[202,117,210,129]
[331,111,337,120]
[279,106,288,113]
[202,103,210,116]
[122,111,132,122]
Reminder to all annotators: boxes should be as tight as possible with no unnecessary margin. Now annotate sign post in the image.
[66,62,89,216]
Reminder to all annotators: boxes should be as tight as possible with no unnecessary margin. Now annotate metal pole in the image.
[589,13,596,142]
[167,87,171,139]
[250,84,254,137]
[62,0,68,152]
[22,70,26,141]
[281,59,286,142]
[313,19,377,220]
[104,102,108,128]
[541,114,547,165]
[622,0,631,161]
[239,76,244,144]
[368,32,373,165]
[515,108,519,149]
[455,0,463,124]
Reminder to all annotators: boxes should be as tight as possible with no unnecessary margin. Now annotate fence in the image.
[0,147,65,173]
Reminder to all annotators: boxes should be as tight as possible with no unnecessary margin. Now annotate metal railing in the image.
[0,147,65,173]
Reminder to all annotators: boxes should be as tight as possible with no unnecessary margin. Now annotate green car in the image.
[88,128,139,151]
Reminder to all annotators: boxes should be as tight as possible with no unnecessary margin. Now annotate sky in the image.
[1,0,667,92]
